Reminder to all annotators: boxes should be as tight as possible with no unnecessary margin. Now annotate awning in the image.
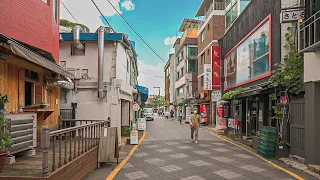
[0,34,74,79]
[178,99,189,106]
[136,85,149,102]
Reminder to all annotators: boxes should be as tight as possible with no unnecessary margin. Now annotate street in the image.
[113,115,316,180]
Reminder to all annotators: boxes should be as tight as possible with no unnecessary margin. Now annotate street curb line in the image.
[204,129,304,180]
[106,130,147,180]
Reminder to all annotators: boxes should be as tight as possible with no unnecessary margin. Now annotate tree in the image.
[151,96,165,108]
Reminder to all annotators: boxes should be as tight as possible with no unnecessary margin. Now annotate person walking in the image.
[170,109,174,121]
[189,108,201,144]
[179,111,183,125]
[164,111,169,120]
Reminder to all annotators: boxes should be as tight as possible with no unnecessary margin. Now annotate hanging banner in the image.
[212,46,221,90]
[203,64,212,90]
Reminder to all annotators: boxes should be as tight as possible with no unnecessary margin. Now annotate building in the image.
[164,54,174,112]
[59,26,138,141]
[174,18,200,121]
[219,0,281,138]
[0,0,72,139]
[194,0,225,125]
[298,0,320,165]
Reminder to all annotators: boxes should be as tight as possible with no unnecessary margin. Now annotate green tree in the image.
[151,96,165,108]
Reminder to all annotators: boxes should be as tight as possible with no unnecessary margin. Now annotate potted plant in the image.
[122,125,132,144]
[0,94,9,114]
[252,131,260,150]
[0,114,13,172]
[275,140,290,158]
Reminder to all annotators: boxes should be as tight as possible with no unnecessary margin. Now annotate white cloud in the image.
[121,0,135,11]
[137,60,164,96]
[164,36,178,46]
[60,0,135,32]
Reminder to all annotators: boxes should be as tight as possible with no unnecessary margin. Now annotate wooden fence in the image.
[41,120,110,176]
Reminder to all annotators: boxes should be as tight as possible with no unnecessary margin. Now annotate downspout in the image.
[97,26,105,98]
[72,25,84,50]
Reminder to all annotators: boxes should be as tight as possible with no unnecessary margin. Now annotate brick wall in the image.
[0,0,60,63]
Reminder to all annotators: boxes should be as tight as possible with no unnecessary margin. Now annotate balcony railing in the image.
[299,10,320,52]
[199,2,225,29]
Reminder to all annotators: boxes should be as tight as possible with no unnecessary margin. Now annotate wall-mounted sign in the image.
[211,91,221,102]
[203,64,212,90]
[130,130,138,145]
[281,10,304,23]
[211,46,221,90]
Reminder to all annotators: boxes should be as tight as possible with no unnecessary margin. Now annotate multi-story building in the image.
[174,18,200,121]
[59,27,139,141]
[164,54,174,112]
[194,0,225,125]
[0,0,72,138]
[298,0,320,165]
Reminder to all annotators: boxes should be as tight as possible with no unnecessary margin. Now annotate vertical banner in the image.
[212,46,221,90]
[203,64,212,90]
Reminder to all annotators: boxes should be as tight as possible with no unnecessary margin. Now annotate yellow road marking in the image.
[204,129,304,180]
[106,130,147,180]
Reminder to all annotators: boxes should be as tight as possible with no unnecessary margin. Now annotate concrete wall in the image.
[304,52,320,82]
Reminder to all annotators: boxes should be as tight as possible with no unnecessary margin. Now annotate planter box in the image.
[252,136,259,150]
[275,143,290,158]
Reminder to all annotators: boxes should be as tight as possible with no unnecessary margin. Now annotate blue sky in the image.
[60,0,202,95]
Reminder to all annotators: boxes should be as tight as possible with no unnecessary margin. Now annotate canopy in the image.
[136,85,149,102]
[178,99,189,106]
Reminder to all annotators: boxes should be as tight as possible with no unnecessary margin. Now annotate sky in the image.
[60,0,202,96]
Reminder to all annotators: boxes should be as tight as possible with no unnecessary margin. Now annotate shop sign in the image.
[203,64,212,90]
[280,96,288,105]
[216,105,225,118]
[228,118,239,129]
[211,46,221,90]
[133,103,140,111]
[211,91,221,102]
[130,130,138,145]
[281,10,304,23]
[137,118,146,131]
[216,118,227,130]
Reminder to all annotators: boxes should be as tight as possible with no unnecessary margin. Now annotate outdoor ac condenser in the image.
[5,113,37,155]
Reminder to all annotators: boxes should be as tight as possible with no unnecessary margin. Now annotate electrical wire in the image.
[105,0,166,63]
[61,1,79,23]
[90,0,116,33]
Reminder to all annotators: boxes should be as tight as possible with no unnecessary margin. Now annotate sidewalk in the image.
[85,131,144,180]
[202,126,320,179]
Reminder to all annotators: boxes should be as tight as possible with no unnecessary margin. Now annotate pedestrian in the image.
[170,109,174,121]
[179,111,183,125]
[164,111,169,120]
[189,107,200,144]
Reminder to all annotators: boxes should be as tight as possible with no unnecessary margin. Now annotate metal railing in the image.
[199,2,225,30]
[299,9,320,52]
[41,120,109,176]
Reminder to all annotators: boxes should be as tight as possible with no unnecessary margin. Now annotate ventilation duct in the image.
[57,76,74,90]
[97,26,105,98]
[72,25,84,50]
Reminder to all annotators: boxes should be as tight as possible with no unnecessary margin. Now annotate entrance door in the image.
[290,98,305,158]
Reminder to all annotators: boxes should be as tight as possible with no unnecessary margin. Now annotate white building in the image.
[59,26,138,141]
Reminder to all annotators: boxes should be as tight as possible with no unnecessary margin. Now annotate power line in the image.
[61,1,79,23]
[90,0,116,33]
[105,0,166,63]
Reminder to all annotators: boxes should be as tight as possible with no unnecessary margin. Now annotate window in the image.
[71,44,85,55]
[201,53,205,65]
[200,76,204,87]
[225,0,238,29]
[127,59,129,72]
[177,72,180,79]
[181,50,184,60]
[181,68,184,76]
[178,87,184,96]
[188,47,198,59]
[207,48,211,56]
[201,31,205,42]
[188,60,198,73]
[42,0,48,3]
[207,24,210,30]
[224,18,271,89]
[53,0,58,23]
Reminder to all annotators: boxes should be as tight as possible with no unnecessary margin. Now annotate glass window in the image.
[201,31,205,42]
[225,1,238,29]
[188,60,197,72]
[188,47,198,59]
[178,87,184,96]
[207,48,211,56]
[201,53,205,65]
[224,19,270,88]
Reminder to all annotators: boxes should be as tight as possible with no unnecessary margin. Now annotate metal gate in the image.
[289,98,305,158]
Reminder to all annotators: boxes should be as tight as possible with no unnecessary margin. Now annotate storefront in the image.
[191,91,211,125]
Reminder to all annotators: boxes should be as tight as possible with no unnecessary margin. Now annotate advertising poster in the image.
[200,105,208,123]
[137,118,146,131]
[211,46,221,90]
[130,130,138,145]
[228,118,238,129]
[216,105,227,130]
[203,64,212,90]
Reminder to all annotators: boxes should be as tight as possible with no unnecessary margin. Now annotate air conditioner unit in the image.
[74,68,82,80]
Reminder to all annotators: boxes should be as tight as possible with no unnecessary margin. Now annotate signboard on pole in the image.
[203,64,212,90]
[137,118,146,131]
[130,130,138,145]
[281,10,304,23]
[211,91,221,102]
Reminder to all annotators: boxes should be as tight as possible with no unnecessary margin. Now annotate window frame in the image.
[201,53,205,65]
[224,14,272,90]
[201,30,205,42]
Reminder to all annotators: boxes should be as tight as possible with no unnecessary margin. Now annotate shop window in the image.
[71,44,86,55]
[224,17,271,89]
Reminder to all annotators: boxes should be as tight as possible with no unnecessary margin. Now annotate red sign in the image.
[200,105,206,113]
[200,92,207,99]
[280,96,288,105]
[212,46,221,90]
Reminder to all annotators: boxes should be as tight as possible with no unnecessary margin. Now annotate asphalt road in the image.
[113,115,316,180]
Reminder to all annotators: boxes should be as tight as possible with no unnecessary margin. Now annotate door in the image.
[290,98,305,158]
